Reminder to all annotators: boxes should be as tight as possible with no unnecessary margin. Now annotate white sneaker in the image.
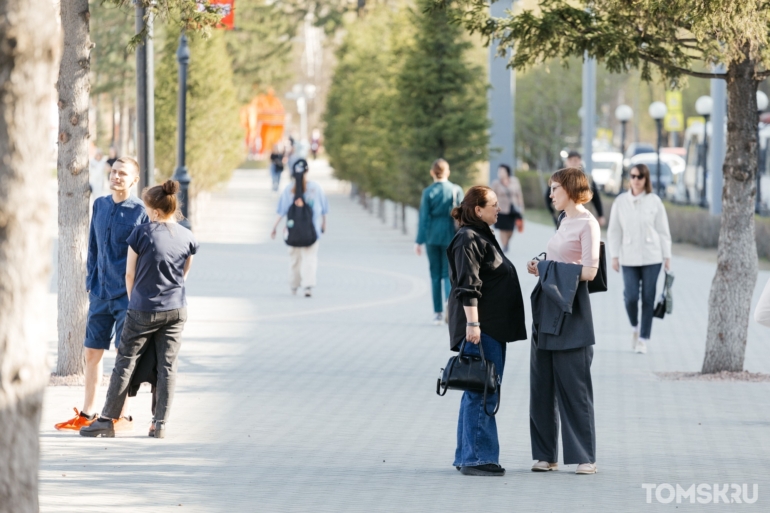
[531,461,558,472]
[432,313,443,325]
[576,463,597,474]
[635,339,647,354]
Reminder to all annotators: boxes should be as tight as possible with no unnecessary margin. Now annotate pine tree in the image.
[394,0,488,206]
[155,29,243,197]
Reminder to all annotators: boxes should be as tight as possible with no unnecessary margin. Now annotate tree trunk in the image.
[702,55,760,373]
[56,0,91,376]
[0,0,60,510]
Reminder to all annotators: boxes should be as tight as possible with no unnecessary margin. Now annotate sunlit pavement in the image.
[39,161,770,511]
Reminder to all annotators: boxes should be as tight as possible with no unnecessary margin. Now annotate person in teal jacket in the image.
[415,159,464,325]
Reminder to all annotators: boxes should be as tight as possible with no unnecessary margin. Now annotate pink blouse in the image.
[546,210,601,267]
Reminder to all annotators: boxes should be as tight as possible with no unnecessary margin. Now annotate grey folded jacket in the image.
[536,260,581,335]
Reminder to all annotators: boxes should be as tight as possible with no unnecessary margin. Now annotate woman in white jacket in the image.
[607,164,672,354]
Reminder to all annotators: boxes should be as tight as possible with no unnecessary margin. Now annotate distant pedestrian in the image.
[755,278,770,328]
[89,149,107,197]
[545,151,604,226]
[447,185,527,476]
[269,143,286,192]
[105,147,118,173]
[80,180,198,439]
[527,167,600,475]
[271,160,329,297]
[310,129,322,160]
[607,163,672,354]
[55,157,148,433]
[490,164,524,252]
[415,159,464,325]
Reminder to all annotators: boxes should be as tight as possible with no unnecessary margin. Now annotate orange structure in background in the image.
[240,88,285,157]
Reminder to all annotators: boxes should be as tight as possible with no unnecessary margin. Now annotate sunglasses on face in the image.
[630,174,644,180]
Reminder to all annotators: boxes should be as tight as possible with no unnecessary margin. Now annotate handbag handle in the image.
[436,338,488,397]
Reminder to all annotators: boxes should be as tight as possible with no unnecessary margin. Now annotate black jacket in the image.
[446,223,527,350]
[531,260,595,351]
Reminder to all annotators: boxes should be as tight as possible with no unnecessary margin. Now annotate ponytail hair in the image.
[142,180,182,220]
[451,185,492,227]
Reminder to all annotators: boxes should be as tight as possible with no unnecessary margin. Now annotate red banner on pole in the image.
[204,0,235,30]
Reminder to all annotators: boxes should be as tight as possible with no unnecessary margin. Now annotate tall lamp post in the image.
[172,33,192,229]
[648,101,668,197]
[695,95,713,208]
[615,104,633,192]
[756,91,768,214]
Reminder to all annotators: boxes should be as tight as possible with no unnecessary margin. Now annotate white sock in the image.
[633,326,640,335]
[639,337,649,342]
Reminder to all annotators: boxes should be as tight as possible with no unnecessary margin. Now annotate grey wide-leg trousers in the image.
[529,338,596,464]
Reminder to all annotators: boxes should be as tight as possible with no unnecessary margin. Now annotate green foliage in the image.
[155,29,243,194]
[324,0,489,207]
[90,2,135,96]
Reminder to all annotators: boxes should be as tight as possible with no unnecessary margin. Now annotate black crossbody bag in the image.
[436,339,501,416]
[556,211,607,293]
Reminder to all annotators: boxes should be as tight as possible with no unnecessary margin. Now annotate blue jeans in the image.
[454,333,506,467]
[426,244,450,313]
[270,164,282,191]
[622,264,662,339]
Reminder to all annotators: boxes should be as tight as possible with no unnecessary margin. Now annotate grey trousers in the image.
[529,338,596,464]
[102,308,187,423]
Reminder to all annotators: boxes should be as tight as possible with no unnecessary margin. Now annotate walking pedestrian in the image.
[527,167,600,475]
[80,180,198,439]
[89,149,107,197]
[269,143,286,192]
[607,163,672,354]
[447,185,527,477]
[270,160,329,297]
[415,159,464,325]
[545,151,605,226]
[490,163,524,252]
[55,157,149,432]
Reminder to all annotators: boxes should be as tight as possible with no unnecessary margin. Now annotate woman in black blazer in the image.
[447,185,527,477]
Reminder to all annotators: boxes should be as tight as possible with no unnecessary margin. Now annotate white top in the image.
[755,278,770,328]
[607,192,672,266]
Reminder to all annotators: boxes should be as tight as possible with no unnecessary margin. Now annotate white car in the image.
[591,152,624,195]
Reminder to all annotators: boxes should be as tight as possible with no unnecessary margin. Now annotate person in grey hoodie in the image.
[415,159,464,325]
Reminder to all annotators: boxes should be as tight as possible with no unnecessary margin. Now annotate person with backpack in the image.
[415,159,464,325]
[271,159,329,297]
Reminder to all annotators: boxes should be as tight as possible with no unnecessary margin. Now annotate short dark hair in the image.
[497,163,512,176]
[451,185,491,227]
[549,167,593,205]
[630,164,653,194]
[566,150,581,160]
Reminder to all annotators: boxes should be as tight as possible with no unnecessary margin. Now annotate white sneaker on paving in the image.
[531,461,558,472]
[433,313,443,325]
[635,339,647,354]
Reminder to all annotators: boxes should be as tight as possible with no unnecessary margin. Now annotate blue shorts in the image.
[84,293,129,350]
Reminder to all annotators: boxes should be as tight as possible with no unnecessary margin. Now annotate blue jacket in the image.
[87,195,149,300]
[415,181,463,247]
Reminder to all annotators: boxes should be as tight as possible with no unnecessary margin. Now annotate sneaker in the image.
[432,313,443,325]
[149,421,166,439]
[54,408,96,431]
[79,418,115,438]
[304,287,312,298]
[635,339,647,354]
[576,463,598,474]
[459,463,505,476]
[531,461,558,472]
[113,415,134,432]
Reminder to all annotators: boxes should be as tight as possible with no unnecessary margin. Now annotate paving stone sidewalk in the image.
[39,162,770,512]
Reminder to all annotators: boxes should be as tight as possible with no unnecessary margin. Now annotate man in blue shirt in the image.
[55,157,149,432]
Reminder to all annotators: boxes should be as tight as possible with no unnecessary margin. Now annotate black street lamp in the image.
[614,104,633,192]
[695,95,713,208]
[172,33,192,229]
[756,91,768,214]
[648,101,667,197]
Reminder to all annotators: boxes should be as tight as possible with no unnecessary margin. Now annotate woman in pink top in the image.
[526,168,600,475]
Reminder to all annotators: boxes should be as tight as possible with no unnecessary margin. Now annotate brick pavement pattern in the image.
[39,162,770,511]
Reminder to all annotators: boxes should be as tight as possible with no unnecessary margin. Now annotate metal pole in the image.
[656,119,662,196]
[701,114,710,208]
[135,3,154,190]
[620,120,627,192]
[172,33,192,229]
[488,0,515,181]
[710,69,727,215]
[582,53,596,176]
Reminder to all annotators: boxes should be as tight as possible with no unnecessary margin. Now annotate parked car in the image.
[623,143,656,169]
[627,152,686,200]
[591,152,624,195]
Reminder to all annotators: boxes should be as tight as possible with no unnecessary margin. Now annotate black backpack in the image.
[285,159,318,248]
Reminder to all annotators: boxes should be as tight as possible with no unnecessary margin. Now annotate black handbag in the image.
[436,339,500,416]
[653,271,674,319]
[285,159,318,248]
[556,211,607,294]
